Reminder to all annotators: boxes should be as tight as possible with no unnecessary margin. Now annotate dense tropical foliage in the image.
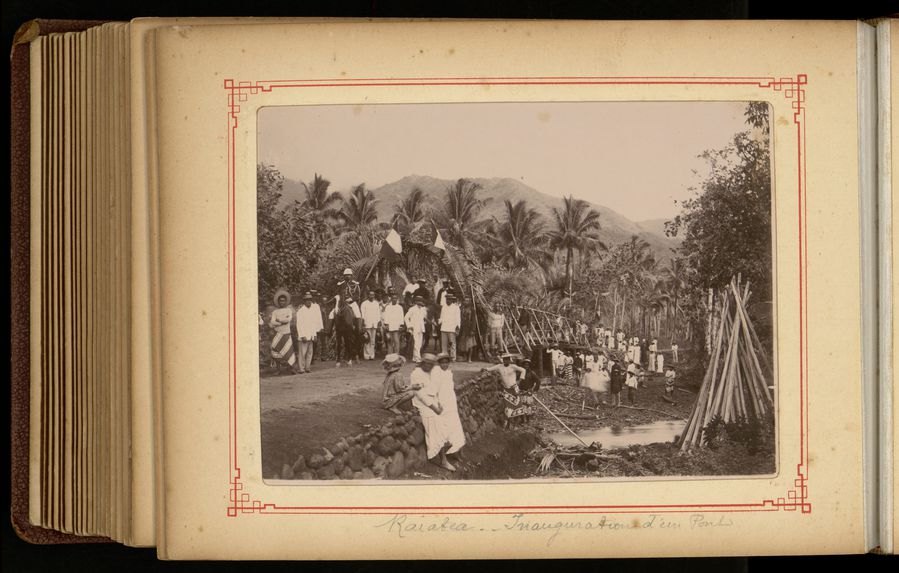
[257,102,772,349]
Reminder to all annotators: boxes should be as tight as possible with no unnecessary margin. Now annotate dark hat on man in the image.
[303,292,313,300]
[413,296,424,304]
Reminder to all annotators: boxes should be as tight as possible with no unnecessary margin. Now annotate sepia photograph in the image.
[255,101,775,482]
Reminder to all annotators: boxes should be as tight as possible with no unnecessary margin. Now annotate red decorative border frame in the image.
[224,75,809,517]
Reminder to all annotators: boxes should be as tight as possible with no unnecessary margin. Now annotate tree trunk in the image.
[672,291,679,341]
[566,247,573,300]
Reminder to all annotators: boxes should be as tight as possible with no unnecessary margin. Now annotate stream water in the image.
[547,420,686,449]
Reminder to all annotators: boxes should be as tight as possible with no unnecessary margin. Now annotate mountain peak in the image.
[367,175,678,262]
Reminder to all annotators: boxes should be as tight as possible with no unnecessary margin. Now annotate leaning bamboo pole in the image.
[681,278,774,449]
[741,348,765,417]
[511,313,533,353]
[681,294,730,448]
[470,285,490,362]
[731,283,773,403]
[543,311,561,341]
[526,309,548,345]
[701,295,732,426]
[716,320,741,425]
[529,320,546,346]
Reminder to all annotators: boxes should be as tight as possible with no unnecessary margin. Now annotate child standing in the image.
[572,352,583,385]
[609,359,624,407]
[664,365,676,398]
[625,361,639,405]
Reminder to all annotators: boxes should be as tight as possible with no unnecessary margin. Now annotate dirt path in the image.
[260,359,492,477]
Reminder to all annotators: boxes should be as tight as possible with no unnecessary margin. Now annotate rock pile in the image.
[273,370,507,480]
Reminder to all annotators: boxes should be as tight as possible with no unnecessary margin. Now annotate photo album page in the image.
[148,20,870,559]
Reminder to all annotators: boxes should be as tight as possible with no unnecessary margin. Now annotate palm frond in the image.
[538,452,556,473]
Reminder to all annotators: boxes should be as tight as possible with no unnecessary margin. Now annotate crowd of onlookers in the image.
[544,329,681,407]
[261,271,478,375]
[262,271,682,413]
[263,272,687,470]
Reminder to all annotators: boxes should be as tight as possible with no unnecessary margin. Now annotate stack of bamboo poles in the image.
[680,278,774,450]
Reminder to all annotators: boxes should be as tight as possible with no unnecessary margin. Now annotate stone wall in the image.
[274,370,506,480]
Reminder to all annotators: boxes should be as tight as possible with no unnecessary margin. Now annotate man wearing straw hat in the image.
[401,276,420,306]
[380,353,420,414]
[404,296,428,363]
[294,292,323,374]
[517,357,542,422]
[308,290,325,363]
[649,338,659,372]
[332,295,362,367]
[625,360,640,405]
[381,290,405,356]
[313,290,331,363]
[360,290,381,361]
[438,292,461,362]
[268,289,297,374]
[487,309,505,354]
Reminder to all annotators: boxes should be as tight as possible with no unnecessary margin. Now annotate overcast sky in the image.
[257,101,756,221]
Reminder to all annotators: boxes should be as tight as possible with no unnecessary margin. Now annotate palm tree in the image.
[661,256,687,338]
[624,235,655,274]
[625,236,659,333]
[392,187,428,229]
[547,195,605,300]
[301,173,342,219]
[337,183,379,231]
[495,199,551,273]
[437,178,492,254]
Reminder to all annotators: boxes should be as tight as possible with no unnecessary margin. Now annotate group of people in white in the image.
[381,352,465,471]
[264,270,466,375]
[547,331,680,407]
[332,274,464,366]
[589,326,679,364]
